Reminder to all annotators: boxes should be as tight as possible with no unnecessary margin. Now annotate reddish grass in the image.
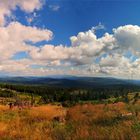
[0,102,140,140]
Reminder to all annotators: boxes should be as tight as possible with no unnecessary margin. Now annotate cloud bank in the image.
[0,1,140,78]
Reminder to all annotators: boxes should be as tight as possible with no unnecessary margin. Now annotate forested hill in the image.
[0,76,139,88]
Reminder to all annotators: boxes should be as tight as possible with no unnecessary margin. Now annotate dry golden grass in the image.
[0,105,66,140]
[31,105,66,120]
[66,102,140,140]
[0,105,8,111]
[0,102,140,140]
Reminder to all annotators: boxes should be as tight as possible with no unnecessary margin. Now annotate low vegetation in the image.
[0,102,140,139]
[0,84,140,139]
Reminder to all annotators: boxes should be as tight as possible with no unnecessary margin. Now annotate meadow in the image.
[0,101,140,140]
[0,84,140,139]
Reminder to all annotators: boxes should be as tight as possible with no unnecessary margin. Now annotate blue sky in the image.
[1,0,140,78]
[14,0,140,46]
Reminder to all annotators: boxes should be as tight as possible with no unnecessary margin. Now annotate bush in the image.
[61,101,76,107]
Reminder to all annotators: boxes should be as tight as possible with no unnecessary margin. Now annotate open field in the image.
[0,84,140,139]
[0,101,140,140]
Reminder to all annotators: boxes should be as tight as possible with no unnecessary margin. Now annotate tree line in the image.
[0,83,140,104]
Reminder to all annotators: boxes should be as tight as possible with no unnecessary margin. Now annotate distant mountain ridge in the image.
[0,76,139,88]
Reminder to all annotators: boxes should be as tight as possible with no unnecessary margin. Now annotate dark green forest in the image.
[0,83,140,106]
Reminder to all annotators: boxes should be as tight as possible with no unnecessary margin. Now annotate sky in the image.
[1,0,140,78]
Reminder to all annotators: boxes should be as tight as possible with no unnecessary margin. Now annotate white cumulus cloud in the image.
[0,0,140,78]
[0,0,44,26]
